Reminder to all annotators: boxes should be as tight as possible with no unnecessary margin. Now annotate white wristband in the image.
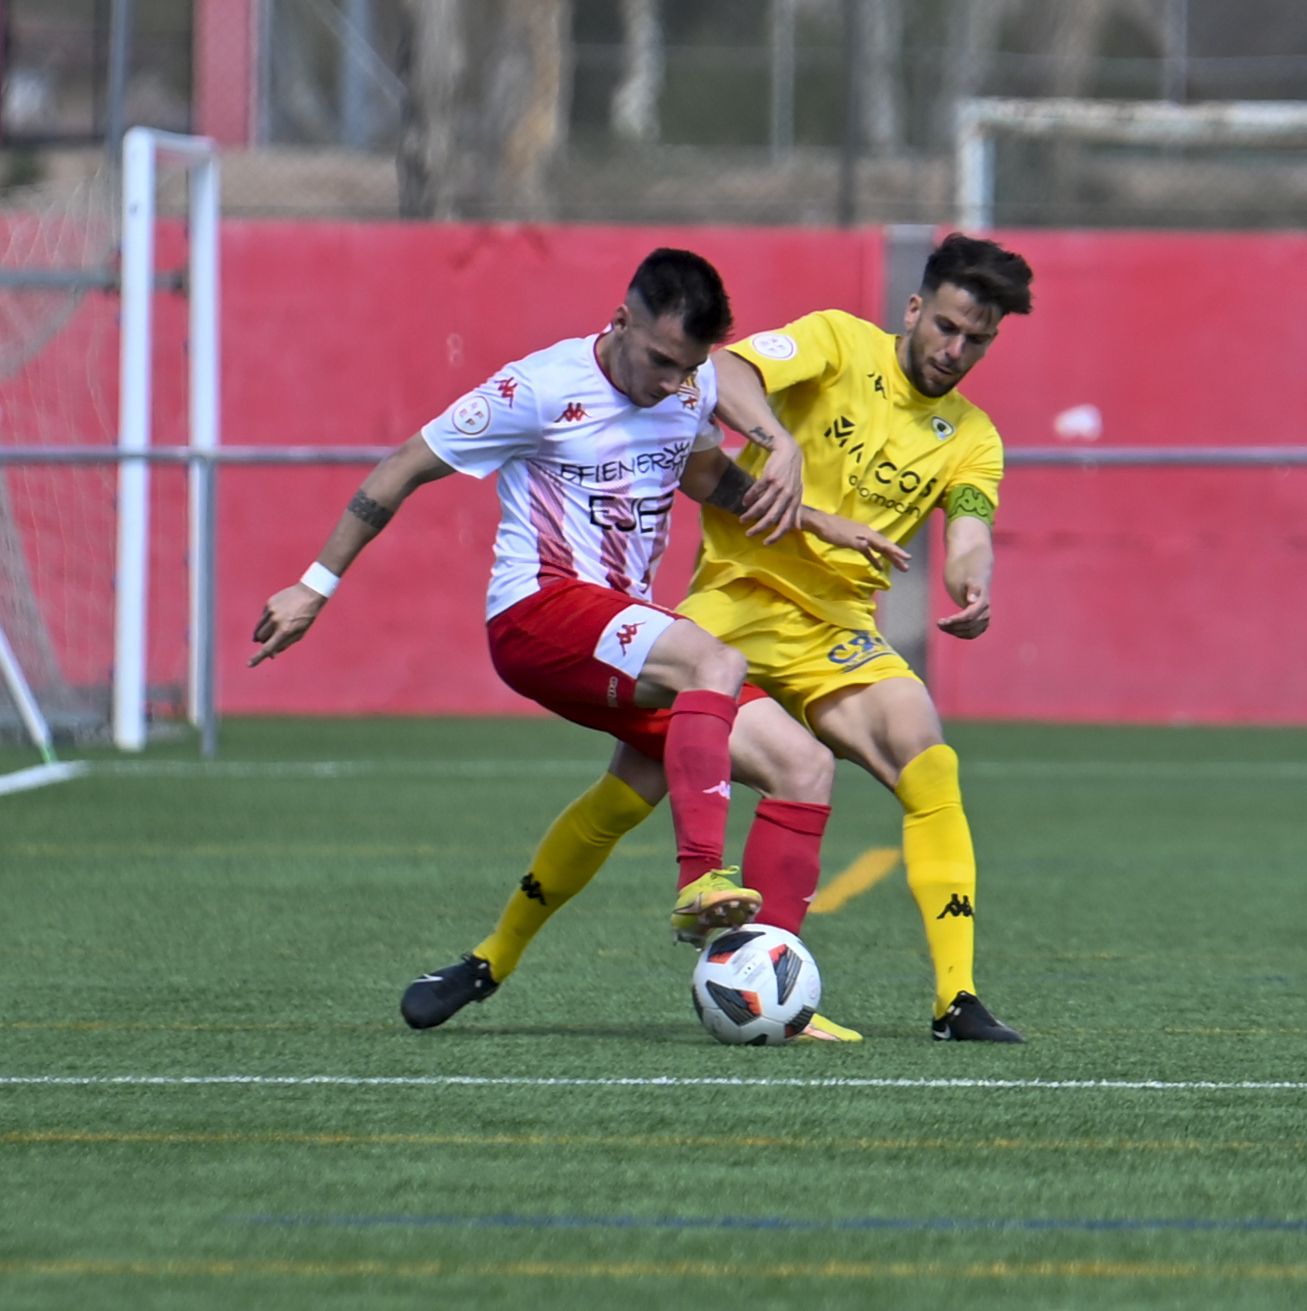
[299,562,340,599]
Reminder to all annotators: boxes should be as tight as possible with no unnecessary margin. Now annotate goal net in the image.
[0,132,219,756]
[0,163,124,745]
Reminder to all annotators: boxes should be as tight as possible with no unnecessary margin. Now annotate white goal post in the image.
[115,127,221,752]
[0,607,90,795]
[955,98,1307,230]
[0,127,220,775]
[0,622,55,765]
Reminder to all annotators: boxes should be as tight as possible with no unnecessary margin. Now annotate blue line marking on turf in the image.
[243,1213,1307,1233]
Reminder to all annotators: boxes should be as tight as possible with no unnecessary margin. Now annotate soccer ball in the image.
[690,925,821,1046]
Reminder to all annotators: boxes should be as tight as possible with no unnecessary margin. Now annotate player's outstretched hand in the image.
[937,583,990,639]
[249,583,327,667]
[801,509,910,573]
[741,435,803,545]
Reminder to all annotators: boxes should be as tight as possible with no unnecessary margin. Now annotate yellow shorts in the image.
[677,579,921,729]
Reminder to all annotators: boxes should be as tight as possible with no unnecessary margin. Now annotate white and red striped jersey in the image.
[421,332,722,619]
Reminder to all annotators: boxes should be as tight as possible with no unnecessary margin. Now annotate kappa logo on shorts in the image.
[614,621,644,652]
[594,604,676,677]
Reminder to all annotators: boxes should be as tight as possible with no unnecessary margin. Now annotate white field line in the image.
[79,758,1307,782]
[2,1074,1305,1092]
[0,761,89,797]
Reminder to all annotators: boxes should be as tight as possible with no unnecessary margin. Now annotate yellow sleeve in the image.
[724,311,848,396]
[943,423,1004,521]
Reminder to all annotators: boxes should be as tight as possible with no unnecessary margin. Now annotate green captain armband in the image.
[944,484,995,527]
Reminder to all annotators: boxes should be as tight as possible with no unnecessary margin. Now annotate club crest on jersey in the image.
[451,393,492,435]
[750,332,798,360]
[677,378,701,411]
[931,416,956,441]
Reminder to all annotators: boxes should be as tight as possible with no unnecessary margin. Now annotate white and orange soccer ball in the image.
[691,925,822,1046]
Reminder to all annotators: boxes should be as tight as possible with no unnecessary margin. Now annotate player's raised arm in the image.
[709,348,803,545]
[679,448,909,572]
[249,434,455,667]
[936,511,994,640]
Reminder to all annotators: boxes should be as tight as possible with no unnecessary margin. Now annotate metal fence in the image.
[5,0,1307,226]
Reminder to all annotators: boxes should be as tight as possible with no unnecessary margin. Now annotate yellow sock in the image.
[474,771,654,981]
[894,744,978,1016]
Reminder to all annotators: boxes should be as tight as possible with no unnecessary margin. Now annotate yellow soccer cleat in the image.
[795,1012,864,1043]
[671,867,762,944]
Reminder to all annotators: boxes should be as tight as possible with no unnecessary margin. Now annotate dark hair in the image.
[627,248,734,344]
[921,233,1034,316]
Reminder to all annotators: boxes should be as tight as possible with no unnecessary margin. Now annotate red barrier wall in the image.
[927,230,1307,724]
[149,223,1307,724]
[220,223,882,716]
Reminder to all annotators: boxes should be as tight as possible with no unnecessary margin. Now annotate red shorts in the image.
[487,579,766,760]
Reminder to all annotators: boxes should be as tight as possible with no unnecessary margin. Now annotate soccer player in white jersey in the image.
[251,249,893,1035]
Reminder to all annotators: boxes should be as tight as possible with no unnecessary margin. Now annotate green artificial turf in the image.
[2,717,1304,1310]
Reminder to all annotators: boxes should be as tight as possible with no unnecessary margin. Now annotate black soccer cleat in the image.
[400,953,499,1030]
[931,991,1024,1043]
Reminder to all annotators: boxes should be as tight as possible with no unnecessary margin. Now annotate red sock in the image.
[665,689,737,889]
[743,798,831,935]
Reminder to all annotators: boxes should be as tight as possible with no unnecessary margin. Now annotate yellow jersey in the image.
[689,309,1004,630]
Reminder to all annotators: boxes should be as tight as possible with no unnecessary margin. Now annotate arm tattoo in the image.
[944,484,995,528]
[745,425,775,450]
[348,490,394,531]
[705,462,756,515]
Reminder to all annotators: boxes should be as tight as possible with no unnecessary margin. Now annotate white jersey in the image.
[421,332,722,619]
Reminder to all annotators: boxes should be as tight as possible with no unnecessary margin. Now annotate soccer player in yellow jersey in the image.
[414,233,1032,1043]
[681,232,1033,1041]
